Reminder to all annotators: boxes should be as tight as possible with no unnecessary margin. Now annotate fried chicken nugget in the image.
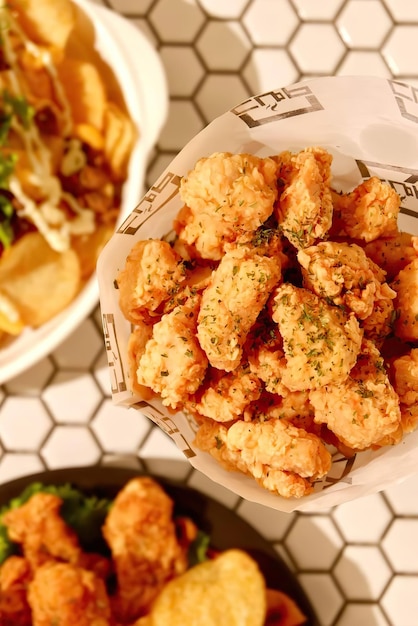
[127,322,155,398]
[136,296,208,409]
[274,147,333,250]
[391,257,418,342]
[27,562,112,626]
[391,348,418,406]
[400,404,418,435]
[271,283,363,392]
[331,176,400,242]
[2,493,81,570]
[194,417,331,499]
[102,477,188,623]
[187,365,263,423]
[363,232,418,281]
[176,152,278,260]
[298,241,396,342]
[310,339,402,450]
[0,556,32,626]
[117,239,186,324]
[197,245,281,372]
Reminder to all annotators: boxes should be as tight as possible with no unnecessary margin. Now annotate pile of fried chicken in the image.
[0,477,202,625]
[117,148,418,499]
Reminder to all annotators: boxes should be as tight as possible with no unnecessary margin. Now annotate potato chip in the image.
[0,293,24,335]
[143,549,266,626]
[9,0,76,48]
[104,102,137,180]
[56,58,107,130]
[74,123,105,151]
[0,233,81,328]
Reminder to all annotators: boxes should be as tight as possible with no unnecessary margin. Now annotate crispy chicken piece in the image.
[274,147,333,250]
[331,177,400,242]
[127,322,154,398]
[363,232,418,281]
[117,239,186,324]
[197,245,281,372]
[310,340,402,450]
[271,283,363,391]
[391,257,418,342]
[102,477,188,623]
[247,343,288,396]
[194,417,331,499]
[0,556,32,626]
[400,404,418,434]
[187,365,263,423]
[298,241,396,320]
[244,309,289,396]
[2,493,81,570]
[175,152,278,260]
[27,562,112,626]
[391,348,418,406]
[136,296,208,409]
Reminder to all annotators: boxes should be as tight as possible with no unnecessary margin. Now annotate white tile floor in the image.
[1,1,418,625]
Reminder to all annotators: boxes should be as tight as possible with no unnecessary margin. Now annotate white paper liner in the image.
[97,76,418,512]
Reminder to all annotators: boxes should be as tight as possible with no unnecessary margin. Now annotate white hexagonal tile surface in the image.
[196,21,251,70]
[381,519,418,573]
[159,46,204,96]
[42,372,102,424]
[41,427,101,468]
[150,0,205,43]
[0,398,52,450]
[332,492,392,543]
[336,0,392,48]
[1,3,418,624]
[381,576,418,626]
[285,515,343,570]
[289,23,346,74]
[91,401,151,453]
[333,545,392,600]
[243,0,298,46]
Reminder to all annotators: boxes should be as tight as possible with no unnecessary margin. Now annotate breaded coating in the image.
[197,246,281,371]
[2,493,81,570]
[176,152,278,260]
[27,562,112,626]
[360,296,395,344]
[391,348,418,406]
[400,404,418,434]
[271,283,363,391]
[102,477,188,623]
[331,176,400,242]
[0,556,32,626]
[194,417,331,499]
[363,232,418,281]
[391,257,418,341]
[117,239,186,324]
[310,340,402,450]
[127,322,154,398]
[188,365,263,423]
[274,147,333,250]
[245,308,289,395]
[298,241,396,320]
[137,296,208,409]
[247,343,288,395]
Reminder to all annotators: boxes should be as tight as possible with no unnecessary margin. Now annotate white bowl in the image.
[0,0,168,384]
